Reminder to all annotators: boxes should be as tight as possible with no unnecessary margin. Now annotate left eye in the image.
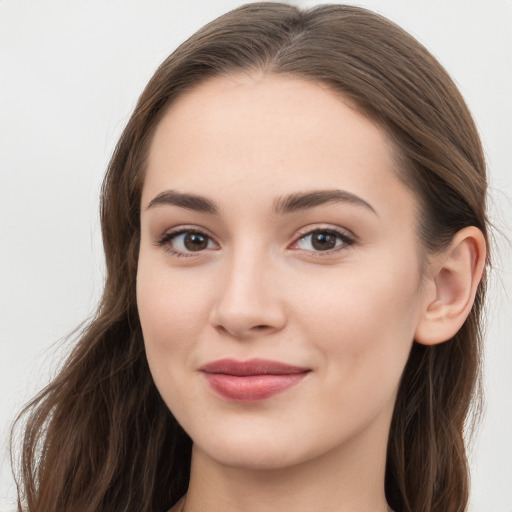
[294,230,353,252]
[158,230,218,255]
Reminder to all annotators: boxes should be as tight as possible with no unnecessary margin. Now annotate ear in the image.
[415,226,487,345]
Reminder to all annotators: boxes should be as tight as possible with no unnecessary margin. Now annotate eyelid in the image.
[293,224,356,240]
[288,225,356,255]
[155,226,220,257]
[154,223,356,258]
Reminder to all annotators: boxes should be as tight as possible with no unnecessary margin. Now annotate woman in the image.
[12,3,488,512]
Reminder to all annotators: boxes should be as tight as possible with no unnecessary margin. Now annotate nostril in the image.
[215,325,229,335]
[214,323,271,338]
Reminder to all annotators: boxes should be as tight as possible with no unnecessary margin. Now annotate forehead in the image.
[142,73,414,219]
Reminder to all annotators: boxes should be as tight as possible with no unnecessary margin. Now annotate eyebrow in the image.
[273,189,377,216]
[147,190,218,214]
[146,189,377,216]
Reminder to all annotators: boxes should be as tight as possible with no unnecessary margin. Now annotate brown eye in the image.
[311,231,337,250]
[294,229,354,254]
[183,232,208,251]
[157,229,218,256]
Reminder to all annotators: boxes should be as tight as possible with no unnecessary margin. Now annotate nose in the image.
[209,249,287,339]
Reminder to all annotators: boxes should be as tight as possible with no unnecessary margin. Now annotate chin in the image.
[195,437,310,471]
[188,417,351,473]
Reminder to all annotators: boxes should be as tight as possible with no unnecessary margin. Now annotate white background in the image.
[1,1,511,510]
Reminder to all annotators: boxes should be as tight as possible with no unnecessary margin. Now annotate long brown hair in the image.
[12,4,488,511]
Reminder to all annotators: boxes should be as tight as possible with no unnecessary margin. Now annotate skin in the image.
[136,74,473,511]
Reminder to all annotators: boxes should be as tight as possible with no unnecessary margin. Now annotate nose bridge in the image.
[210,239,285,337]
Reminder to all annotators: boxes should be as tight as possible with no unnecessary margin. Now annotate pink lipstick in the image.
[199,358,310,402]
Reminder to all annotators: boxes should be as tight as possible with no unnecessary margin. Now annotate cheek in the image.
[136,258,213,417]
[297,259,421,381]
[136,254,211,367]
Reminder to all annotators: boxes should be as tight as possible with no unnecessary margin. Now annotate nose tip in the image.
[209,263,286,340]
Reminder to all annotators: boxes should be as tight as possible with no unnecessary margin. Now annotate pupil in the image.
[312,232,336,251]
[184,233,208,251]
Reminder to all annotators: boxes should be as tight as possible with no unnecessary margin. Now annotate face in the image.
[137,74,429,471]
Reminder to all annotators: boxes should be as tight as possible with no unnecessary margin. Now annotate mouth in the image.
[199,358,311,402]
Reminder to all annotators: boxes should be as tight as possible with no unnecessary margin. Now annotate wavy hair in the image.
[12,4,488,512]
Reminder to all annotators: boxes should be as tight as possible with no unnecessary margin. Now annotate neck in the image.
[182,418,391,512]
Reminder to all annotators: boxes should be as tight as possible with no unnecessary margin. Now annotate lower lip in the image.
[203,373,308,402]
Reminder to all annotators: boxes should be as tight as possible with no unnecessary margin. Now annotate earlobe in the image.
[415,226,486,346]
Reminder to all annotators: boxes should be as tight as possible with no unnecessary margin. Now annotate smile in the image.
[199,358,311,402]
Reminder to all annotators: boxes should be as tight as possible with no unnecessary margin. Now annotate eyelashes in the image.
[292,229,355,254]
[155,229,219,257]
[155,226,355,258]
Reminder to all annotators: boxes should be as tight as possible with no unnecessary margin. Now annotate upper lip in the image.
[199,358,310,376]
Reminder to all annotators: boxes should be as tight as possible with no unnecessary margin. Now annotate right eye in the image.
[156,229,219,257]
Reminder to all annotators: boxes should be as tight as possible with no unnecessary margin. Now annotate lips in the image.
[199,358,310,402]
